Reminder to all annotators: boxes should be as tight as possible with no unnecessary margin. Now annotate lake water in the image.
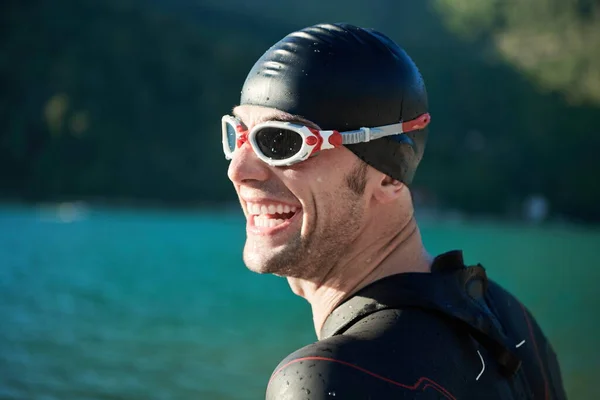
[1,205,598,399]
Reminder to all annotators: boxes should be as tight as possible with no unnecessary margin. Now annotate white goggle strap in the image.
[340,122,406,145]
[340,113,431,145]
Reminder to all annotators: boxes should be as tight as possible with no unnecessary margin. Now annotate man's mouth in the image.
[246,202,300,229]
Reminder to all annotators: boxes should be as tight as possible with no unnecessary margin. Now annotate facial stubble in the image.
[243,160,369,280]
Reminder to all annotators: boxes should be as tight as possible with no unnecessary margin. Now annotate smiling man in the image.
[223,23,566,399]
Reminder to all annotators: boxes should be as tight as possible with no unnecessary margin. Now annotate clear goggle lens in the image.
[225,122,237,154]
[224,121,304,161]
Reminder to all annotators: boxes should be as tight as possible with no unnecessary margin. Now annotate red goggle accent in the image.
[402,113,430,132]
[304,130,342,147]
[307,128,322,156]
[306,136,318,146]
[304,128,343,157]
[329,131,343,147]
[236,125,248,148]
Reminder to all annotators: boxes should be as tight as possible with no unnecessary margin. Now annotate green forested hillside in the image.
[1,0,599,221]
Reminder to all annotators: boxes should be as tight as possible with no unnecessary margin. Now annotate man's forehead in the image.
[232,105,280,124]
[232,105,320,129]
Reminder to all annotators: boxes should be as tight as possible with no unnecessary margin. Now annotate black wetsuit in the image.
[266,251,567,399]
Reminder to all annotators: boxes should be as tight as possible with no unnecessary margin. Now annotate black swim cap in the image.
[240,23,429,184]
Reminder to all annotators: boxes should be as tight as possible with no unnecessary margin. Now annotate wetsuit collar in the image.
[320,250,465,339]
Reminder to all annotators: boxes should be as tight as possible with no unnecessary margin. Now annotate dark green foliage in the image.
[1,0,598,221]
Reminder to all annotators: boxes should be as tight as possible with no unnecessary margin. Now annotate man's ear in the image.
[372,174,405,204]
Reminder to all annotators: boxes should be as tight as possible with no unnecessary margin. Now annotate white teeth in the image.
[247,202,300,216]
[254,216,286,228]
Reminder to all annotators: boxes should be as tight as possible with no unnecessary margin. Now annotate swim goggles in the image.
[221,113,431,167]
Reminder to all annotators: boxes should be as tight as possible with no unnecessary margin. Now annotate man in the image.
[223,23,567,399]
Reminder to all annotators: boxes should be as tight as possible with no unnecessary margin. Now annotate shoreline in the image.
[1,198,597,230]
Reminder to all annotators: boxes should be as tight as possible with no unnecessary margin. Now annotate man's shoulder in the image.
[265,310,484,399]
[265,336,349,400]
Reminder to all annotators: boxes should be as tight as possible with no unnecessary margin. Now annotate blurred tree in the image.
[434,0,600,105]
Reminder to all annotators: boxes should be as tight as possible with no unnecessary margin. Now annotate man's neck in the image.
[286,216,431,338]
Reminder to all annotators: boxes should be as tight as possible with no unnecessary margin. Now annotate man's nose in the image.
[227,142,271,184]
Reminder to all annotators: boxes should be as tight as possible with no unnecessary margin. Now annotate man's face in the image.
[227,105,370,280]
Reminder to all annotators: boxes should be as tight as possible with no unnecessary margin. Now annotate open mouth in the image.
[247,202,301,231]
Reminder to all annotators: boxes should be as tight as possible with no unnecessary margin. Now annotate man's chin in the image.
[243,252,277,275]
[242,236,303,274]
[242,249,300,277]
[243,263,273,275]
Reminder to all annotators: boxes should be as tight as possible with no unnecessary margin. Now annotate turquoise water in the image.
[1,206,598,399]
